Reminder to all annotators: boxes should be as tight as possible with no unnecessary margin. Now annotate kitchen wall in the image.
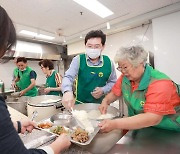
[68,25,154,56]
[68,23,154,77]
[68,10,180,82]
[152,11,180,84]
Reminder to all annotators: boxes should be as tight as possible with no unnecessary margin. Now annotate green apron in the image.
[122,64,180,131]
[13,67,20,88]
[46,70,61,96]
[76,54,111,104]
[18,66,38,97]
[13,67,19,77]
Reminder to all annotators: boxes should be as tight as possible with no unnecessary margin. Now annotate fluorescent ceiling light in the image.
[19,30,37,36]
[63,37,66,43]
[37,34,54,40]
[19,30,55,40]
[106,22,110,29]
[73,0,113,18]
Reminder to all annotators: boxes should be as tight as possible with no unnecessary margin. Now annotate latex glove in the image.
[99,119,115,133]
[91,87,103,99]
[44,87,51,94]
[98,99,109,114]
[50,134,71,153]
[62,91,75,109]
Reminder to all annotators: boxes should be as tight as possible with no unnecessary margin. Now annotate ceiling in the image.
[1,0,180,45]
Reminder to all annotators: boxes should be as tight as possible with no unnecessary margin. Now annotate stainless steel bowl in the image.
[50,113,74,127]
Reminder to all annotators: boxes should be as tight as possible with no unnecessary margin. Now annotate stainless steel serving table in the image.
[14,101,180,154]
[107,127,180,154]
[28,127,180,154]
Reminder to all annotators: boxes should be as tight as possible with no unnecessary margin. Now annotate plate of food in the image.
[70,126,100,146]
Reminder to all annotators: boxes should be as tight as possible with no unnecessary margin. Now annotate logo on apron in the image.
[140,101,145,106]
[98,72,103,77]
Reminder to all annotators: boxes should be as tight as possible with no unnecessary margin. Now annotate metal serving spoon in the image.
[23,111,38,136]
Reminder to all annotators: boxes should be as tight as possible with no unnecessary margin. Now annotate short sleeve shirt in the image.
[18,70,37,80]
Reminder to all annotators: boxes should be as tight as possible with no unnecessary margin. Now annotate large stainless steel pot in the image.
[27,95,64,122]
[6,96,30,115]
[74,103,122,154]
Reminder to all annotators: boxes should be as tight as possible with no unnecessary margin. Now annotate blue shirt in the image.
[18,70,37,80]
[62,55,117,94]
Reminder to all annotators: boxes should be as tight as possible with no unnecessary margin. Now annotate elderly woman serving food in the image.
[99,45,180,133]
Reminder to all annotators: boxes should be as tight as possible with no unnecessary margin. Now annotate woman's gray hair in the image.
[114,45,148,67]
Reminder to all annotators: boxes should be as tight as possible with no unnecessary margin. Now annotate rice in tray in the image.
[88,110,113,120]
[72,110,94,134]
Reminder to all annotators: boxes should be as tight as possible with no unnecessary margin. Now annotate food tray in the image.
[71,125,100,146]
[37,117,100,146]
[20,129,56,148]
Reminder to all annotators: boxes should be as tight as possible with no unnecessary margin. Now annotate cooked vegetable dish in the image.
[52,126,68,135]
[71,127,89,143]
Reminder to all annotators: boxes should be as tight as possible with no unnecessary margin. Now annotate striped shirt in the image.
[46,70,62,87]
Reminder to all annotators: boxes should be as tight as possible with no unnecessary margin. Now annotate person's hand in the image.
[20,120,36,134]
[55,134,71,150]
[98,99,109,114]
[19,90,26,96]
[11,81,16,89]
[44,87,51,94]
[14,120,36,134]
[50,134,71,153]
[91,87,103,99]
[99,119,115,133]
[62,91,75,109]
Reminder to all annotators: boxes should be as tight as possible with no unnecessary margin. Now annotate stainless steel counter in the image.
[107,127,180,154]
[24,127,180,154]
[13,104,180,154]
[0,89,14,95]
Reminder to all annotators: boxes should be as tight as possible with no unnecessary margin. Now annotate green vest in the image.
[13,67,19,77]
[122,64,180,131]
[13,67,20,88]
[46,70,60,96]
[18,66,38,97]
[76,54,111,104]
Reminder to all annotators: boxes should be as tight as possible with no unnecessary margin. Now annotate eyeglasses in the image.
[116,65,133,72]
[40,66,45,69]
